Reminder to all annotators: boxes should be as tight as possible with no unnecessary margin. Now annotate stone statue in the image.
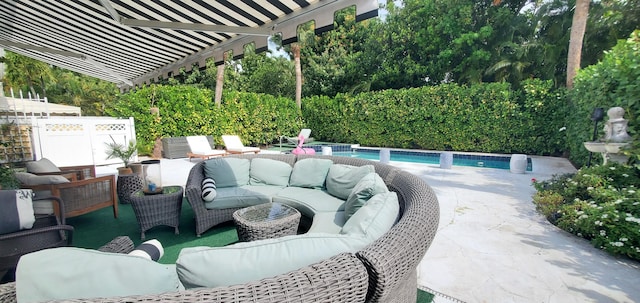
[603,107,631,143]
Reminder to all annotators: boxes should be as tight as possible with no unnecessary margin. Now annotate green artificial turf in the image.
[67,199,434,302]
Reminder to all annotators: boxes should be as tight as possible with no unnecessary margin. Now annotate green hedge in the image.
[106,85,302,154]
[303,79,567,155]
[569,30,640,167]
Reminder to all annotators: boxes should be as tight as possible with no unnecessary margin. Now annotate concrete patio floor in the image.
[119,153,640,303]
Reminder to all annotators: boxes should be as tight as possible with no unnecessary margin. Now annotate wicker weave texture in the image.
[129,186,183,240]
[233,203,301,242]
[116,174,143,204]
[0,252,367,303]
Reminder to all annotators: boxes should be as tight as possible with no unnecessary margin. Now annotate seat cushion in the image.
[0,189,35,235]
[325,164,375,200]
[250,158,292,186]
[344,172,389,220]
[16,247,182,303]
[289,158,333,189]
[176,233,370,288]
[204,158,250,188]
[205,185,282,209]
[273,187,345,217]
[307,211,346,234]
[25,158,60,173]
[341,192,399,242]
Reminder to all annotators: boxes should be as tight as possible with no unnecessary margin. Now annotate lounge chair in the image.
[186,136,228,161]
[221,135,260,154]
[286,129,313,145]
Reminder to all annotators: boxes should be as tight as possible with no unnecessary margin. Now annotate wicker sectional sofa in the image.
[0,154,440,303]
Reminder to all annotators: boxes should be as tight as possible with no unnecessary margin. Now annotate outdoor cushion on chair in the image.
[221,135,260,154]
[186,136,227,161]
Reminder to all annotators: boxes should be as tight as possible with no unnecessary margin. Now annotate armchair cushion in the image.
[14,172,70,186]
[250,158,292,186]
[344,172,388,220]
[289,158,333,189]
[341,192,399,242]
[325,164,374,200]
[24,158,60,173]
[204,158,250,188]
[0,190,35,235]
[16,247,182,303]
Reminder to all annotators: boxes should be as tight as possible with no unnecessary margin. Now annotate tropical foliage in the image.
[532,163,640,260]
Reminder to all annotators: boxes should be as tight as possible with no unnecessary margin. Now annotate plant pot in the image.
[117,167,133,175]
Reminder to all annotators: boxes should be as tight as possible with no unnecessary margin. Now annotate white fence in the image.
[30,116,137,167]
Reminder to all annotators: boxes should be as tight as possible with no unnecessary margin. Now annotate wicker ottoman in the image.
[129,186,183,240]
[233,203,301,242]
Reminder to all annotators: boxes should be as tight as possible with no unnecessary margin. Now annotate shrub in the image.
[569,30,640,167]
[532,163,640,260]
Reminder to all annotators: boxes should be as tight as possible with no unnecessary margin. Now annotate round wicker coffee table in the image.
[130,186,183,240]
[233,203,301,242]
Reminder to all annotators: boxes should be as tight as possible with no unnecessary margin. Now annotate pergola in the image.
[0,0,378,90]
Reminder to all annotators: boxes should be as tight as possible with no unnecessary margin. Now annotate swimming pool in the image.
[332,148,533,171]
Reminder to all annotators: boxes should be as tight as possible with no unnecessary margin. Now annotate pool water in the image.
[332,149,533,171]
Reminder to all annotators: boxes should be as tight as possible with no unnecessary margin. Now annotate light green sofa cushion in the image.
[204,158,250,188]
[176,233,370,288]
[16,248,182,303]
[250,158,292,186]
[289,158,333,189]
[205,185,283,209]
[344,172,389,220]
[325,164,375,200]
[307,211,346,234]
[341,192,399,242]
[273,187,345,217]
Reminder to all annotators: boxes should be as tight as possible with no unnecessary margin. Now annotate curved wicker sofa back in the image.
[216,154,441,303]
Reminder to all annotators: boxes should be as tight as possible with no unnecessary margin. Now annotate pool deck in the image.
[118,152,640,303]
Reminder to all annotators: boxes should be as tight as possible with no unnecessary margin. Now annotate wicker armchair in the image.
[0,196,74,282]
[25,158,96,181]
[20,175,118,218]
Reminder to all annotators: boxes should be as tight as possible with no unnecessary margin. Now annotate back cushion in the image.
[341,192,399,242]
[289,158,333,189]
[14,172,70,186]
[0,189,35,235]
[250,158,293,186]
[25,158,60,173]
[16,247,182,303]
[344,172,389,220]
[176,234,370,289]
[325,164,375,200]
[204,158,250,188]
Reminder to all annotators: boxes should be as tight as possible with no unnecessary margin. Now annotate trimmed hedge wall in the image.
[107,85,302,154]
[303,79,567,156]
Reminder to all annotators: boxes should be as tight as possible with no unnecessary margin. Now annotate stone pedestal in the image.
[439,152,453,169]
[322,146,332,155]
[510,154,527,174]
[379,149,391,164]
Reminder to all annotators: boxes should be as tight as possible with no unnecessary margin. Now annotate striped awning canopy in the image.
[0,0,378,90]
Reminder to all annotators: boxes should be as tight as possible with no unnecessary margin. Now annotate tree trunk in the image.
[566,0,590,88]
[292,44,302,109]
[214,53,227,106]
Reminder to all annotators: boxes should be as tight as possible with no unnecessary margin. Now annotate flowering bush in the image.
[532,163,640,260]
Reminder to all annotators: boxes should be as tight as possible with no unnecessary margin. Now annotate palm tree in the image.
[567,0,590,88]
[292,43,302,109]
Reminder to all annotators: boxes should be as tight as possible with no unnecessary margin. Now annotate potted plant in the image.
[0,164,19,190]
[105,136,138,174]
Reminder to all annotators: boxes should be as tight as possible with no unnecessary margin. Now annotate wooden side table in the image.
[116,174,143,204]
[129,186,183,239]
